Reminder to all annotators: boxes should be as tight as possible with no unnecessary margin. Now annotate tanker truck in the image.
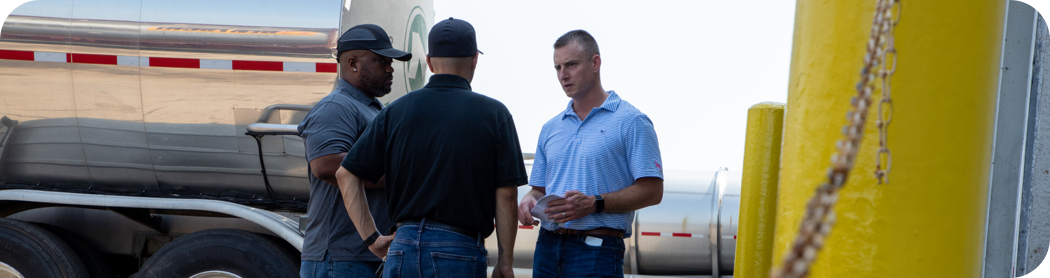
[0,0,740,277]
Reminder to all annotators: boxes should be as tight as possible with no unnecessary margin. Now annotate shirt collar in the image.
[423,74,472,91]
[562,90,622,119]
[337,78,383,109]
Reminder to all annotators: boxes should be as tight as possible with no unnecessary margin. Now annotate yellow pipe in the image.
[771,1,1005,277]
[735,102,785,278]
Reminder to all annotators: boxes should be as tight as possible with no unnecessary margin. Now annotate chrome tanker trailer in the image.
[0,0,740,277]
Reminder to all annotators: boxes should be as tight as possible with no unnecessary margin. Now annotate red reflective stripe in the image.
[672,233,691,237]
[150,57,199,68]
[0,49,339,73]
[733,235,737,239]
[518,225,534,229]
[233,60,282,71]
[641,232,661,236]
[316,63,337,73]
[0,49,34,61]
[71,53,117,65]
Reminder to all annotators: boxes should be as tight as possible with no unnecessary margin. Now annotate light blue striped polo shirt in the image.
[530,91,663,238]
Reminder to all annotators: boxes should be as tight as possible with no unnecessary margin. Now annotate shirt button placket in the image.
[575,122,584,147]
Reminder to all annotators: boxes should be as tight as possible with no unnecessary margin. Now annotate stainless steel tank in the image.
[0,0,435,208]
[2,16,338,56]
[632,168,740,276]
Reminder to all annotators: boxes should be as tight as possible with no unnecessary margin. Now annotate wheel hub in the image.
[0,262,24,278]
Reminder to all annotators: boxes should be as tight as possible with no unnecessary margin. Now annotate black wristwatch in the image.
[363,231,380,246]
[594,194,605,213]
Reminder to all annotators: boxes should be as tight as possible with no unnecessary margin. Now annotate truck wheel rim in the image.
[188,271,241,278]
[0,262,24,278]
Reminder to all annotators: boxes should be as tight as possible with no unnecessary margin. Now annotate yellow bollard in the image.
[735,102,786,278]
[771,1,1005,277]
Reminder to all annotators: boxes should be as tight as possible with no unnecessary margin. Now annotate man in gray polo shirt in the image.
[297,24,411,278]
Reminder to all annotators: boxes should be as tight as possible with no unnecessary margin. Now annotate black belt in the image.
[396,218,478,240]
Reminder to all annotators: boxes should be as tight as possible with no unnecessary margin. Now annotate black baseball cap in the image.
[428,17,483,57]
[336,24,412,61]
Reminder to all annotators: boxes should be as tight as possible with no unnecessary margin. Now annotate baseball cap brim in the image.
[372,48,412,61]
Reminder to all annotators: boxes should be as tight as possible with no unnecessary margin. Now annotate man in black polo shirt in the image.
[334,18,525,278]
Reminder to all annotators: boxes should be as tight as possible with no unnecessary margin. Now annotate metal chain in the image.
[770,1,899,278]
[874,0,899,184]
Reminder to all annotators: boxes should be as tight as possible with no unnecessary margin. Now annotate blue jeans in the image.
[300,253,382,278]
[383,222,487,278]
[532,228,625,278]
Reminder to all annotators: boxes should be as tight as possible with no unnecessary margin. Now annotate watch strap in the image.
[594,194,605,213]
[363,231,380,246]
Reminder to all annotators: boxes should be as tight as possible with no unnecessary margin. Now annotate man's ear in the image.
[345,54,357,69]
[591,54,601,73]
[426,55,434,73]
[470,52,479,71]
[340,53,357,73]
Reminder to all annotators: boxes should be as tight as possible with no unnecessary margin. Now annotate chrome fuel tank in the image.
[633,168,740,275]
[0,0,435,208]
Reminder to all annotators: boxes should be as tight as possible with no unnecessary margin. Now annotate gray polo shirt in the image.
[297,78,393,262]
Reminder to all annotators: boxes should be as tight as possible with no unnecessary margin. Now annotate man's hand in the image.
[518,195,540,226]
[544,190,596,224]
[492,260,515,278]
[517,187,545,226]
[368,234,395,260]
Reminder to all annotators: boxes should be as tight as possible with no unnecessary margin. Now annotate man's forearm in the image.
[335,166,379,239]
[602,177,663,213]
[524,186,545,201]
[495,186,519,262]
[311,153,347,186]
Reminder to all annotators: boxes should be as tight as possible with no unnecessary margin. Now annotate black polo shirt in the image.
[341,74,528,238]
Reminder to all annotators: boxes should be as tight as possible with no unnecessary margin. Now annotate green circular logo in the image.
[404,7,428,92]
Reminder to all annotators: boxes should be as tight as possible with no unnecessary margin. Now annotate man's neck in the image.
[571,86,608,121]
[342,78,376,99]
[433,70,473,83]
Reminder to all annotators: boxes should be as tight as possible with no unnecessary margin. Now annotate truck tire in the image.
[135,229,298,278]
[0,217,89,278]
[38,224,115,278]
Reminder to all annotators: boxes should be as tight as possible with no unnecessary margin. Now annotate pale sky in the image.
[434,0,795,172]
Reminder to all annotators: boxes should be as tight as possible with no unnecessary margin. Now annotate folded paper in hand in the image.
[530,194,565,223]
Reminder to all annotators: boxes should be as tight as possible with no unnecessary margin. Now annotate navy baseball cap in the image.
[428,17,483,57]
[336,24,412,61]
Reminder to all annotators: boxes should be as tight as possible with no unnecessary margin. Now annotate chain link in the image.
[874,0,899,184]
[770,1,899,278]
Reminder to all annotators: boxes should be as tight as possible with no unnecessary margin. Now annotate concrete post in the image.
[734,102,785,278]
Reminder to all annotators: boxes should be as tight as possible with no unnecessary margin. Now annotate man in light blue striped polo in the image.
[517,29,664,277]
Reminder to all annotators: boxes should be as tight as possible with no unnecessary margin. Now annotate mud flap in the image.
[0,116,19,179]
